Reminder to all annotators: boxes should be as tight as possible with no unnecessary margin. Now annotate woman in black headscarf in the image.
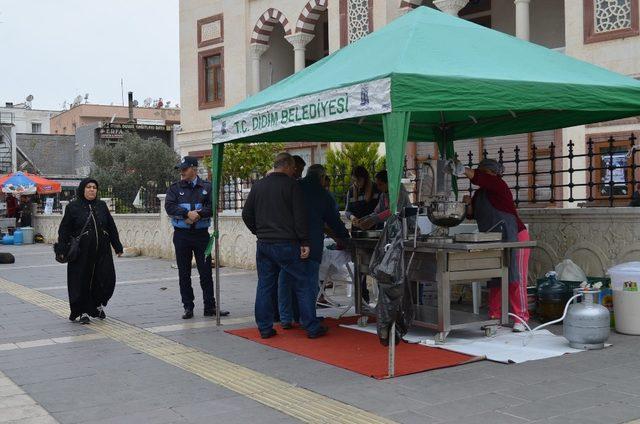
[56,178,123,324]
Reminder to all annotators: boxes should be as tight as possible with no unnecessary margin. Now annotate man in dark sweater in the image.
[278,164,350,327]
[242,153,326,339]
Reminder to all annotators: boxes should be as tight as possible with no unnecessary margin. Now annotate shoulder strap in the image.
[78,206,93,235]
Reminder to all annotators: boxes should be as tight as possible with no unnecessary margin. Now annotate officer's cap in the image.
[175,156,198,170]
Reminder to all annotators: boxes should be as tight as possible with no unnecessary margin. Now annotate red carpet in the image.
[225,317,480,379]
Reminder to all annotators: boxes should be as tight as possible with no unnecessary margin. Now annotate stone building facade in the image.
[178,0,640,197]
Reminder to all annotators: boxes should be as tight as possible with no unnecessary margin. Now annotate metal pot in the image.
[427,201,467,228]
[564,289,610,350]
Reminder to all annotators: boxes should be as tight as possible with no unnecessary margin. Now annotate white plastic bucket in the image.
[608,262,640,335]
[20,227,34,244]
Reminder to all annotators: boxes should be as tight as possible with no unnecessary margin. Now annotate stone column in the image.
[157,194,174,259]
[514,0,531,41]
[285,33,315,73]
[248,43,269,95]
[433,0,469,16]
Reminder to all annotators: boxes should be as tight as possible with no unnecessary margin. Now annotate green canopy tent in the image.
[206,6,640,322]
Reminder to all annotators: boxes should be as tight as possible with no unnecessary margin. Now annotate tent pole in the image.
[207,143,225,327]
[382,112,411,214]
[214,209,221,326]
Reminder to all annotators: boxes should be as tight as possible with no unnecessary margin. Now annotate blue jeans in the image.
[279,260,320,325]
[255,242,321,335]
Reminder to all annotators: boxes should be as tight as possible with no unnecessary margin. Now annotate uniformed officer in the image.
[165,156,229,319]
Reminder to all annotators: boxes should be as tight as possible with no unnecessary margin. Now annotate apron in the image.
[472,190,520,284]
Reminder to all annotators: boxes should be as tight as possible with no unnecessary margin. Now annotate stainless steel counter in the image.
[351,238,537,342]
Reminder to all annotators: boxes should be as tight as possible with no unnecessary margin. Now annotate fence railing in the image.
[35,182,171,215]
[452,133,637,207]
[218,133,638,211]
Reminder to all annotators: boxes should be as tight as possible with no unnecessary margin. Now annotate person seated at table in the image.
[353,170,412,230]
[461,158,530,332]
[345,166,380,221]
[278,164,350,329]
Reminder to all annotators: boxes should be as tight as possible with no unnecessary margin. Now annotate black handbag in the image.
[54,211,93,264]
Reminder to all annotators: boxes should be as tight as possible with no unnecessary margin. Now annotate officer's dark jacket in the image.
[165,177,212,230]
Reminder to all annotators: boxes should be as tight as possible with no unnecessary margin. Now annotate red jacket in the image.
[471,171,525,232]
[5,196,17,218]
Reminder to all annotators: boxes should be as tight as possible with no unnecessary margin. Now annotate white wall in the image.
[0,107,58,134]
[33,197,258,269]
[177,0,250,156]
[565,1,640,77]
[260,25,295,90]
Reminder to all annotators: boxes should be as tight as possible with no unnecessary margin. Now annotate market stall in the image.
[206,7,640,371]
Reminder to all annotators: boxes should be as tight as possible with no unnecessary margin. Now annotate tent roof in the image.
[212,6,640,144]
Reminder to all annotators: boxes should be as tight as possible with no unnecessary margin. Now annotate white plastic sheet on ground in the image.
[340,323,596,364]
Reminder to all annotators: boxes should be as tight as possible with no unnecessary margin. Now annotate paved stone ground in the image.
[1,244,640,424]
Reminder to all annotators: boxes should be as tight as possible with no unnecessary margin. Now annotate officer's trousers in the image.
[173,228,215,311]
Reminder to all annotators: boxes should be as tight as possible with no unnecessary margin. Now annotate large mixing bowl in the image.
[427,201,467,228]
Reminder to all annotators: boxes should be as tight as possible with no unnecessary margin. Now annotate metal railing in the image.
[218,133,639,211]
[452,133,638,207]
[35,182,172,215]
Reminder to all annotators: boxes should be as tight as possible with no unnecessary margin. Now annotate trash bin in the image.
[20,227,34,244]
[608,262,640,335]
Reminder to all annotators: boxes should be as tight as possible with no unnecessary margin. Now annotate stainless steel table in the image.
[352,238,537,342]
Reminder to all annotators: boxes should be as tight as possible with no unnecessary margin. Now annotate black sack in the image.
[368,215,404,284]
[367,215,414,345]
[376,281,414,346]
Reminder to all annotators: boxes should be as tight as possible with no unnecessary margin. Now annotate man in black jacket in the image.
[165,156,229,319]
[242,153,326,339]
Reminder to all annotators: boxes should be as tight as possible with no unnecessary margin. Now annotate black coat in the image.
[242,173,309,244]
[57,198,123,318]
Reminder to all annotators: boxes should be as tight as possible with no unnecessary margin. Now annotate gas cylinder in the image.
[564,289,610,350]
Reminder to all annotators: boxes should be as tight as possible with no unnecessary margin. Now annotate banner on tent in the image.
[211,78,391,143]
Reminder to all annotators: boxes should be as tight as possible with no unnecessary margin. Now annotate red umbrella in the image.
[0,172,62,195]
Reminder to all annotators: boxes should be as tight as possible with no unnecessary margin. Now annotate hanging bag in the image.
[54,210,93,264]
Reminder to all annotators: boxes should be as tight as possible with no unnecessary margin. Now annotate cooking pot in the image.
[427,201,467,228]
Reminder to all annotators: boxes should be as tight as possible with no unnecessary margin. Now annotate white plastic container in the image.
[608,262,640,335]
[20,227,34,244]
